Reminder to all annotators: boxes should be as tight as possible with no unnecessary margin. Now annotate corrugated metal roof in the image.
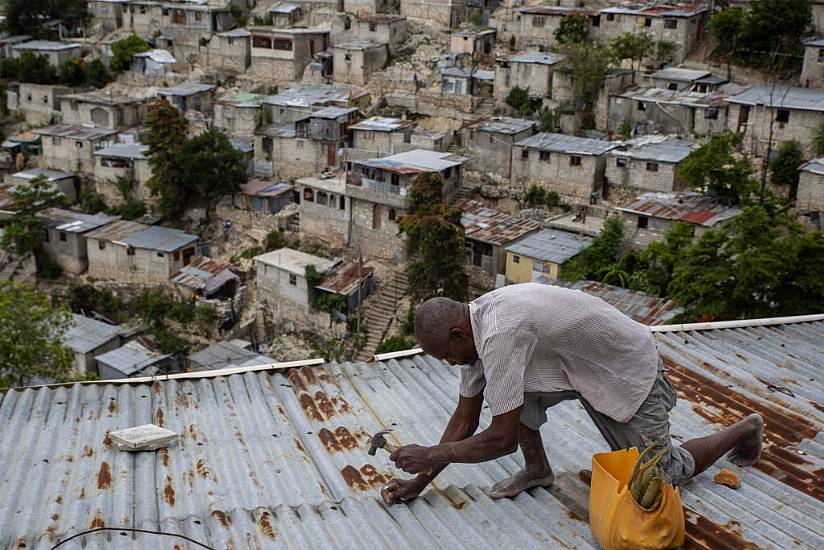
[189,341,270,371]
[317,263,374,295]
[726,84,824,112]
[266,85,369,108]
[134,49,176,64]
[600,5,708,17]
[335,39,384,51]
[63,314,122,354]
[94,143,148,160]
[37,208,119,233]
[12,40,79,51]
[442,66,495,81]
[515,132,618,156]
[542,280,682,325]
[271,2,300,13]
[218,28,251,37]
[241,179,293,197]
[649,67,711,82]
[95,341,170,376]
[351,116,415,132]
[609,135,698,163]
[466,116,536,135]
[617,192,741,227]
[123,225,198,253]
[619,85,734,107]
[1,319,822,548]
[517,6,597,16]
[505,229,592,264]
[309,106,359,119]
[804,38,824,47]
[356,150,466,173]
[254,248,336,275]
[157,82,215,96]
[171,256,238,294]
[506,52,565,65]
[801,157,824,175]
[457,200,542,246]
[33,124,120,140]
[11,168,73,181]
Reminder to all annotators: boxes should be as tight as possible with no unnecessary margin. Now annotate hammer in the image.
[368,429,434,475]
[367,429,400,456]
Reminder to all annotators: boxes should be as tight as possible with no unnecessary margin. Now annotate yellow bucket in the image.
[589,448,685,550]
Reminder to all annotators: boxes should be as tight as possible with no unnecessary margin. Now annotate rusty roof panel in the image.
[1,320,823,548]
[457,200,543,246]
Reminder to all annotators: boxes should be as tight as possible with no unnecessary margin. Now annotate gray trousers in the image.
[520,365,696,485]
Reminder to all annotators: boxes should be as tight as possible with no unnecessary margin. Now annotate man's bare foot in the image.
[727,414,764,467]
[489,469,555,499]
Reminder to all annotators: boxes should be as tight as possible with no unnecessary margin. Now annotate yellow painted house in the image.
[505,229,592,284]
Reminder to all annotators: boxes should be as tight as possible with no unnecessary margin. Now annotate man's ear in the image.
[450,326,466,340]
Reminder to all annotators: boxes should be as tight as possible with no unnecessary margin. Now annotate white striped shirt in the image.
[460,283,659,423]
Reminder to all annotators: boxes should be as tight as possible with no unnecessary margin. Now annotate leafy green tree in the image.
[84,59,111,88]
[1,175,67,256]
[375,335,417,354]
[176,128,246,220]
[710,7,746,77]
[538,108,557,132]
[610,32,654,76]
[680,131,757,206]
[650,41,675,69]
[505,86,531,115]
[15,52,57,84]
[556,42,615,128]
[562,216,625,282]
[769,140,804,199]
[670,206,824,320]
[554,14,588,45]
[638,222,695,296]
[398,173,469,303]
[110,35,150,72]
[79,189,108,214]
[58,59,87,87]
[524,185,546,206]
[146,98,188,217]
[3,0,90,37]
[0,282,74,387]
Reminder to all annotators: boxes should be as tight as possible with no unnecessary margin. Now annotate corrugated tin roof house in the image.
[1,315,822,548]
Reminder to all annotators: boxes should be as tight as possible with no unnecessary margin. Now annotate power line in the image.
[50,527,215,550]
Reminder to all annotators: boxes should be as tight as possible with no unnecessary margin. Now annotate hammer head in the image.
[367,429,392,456]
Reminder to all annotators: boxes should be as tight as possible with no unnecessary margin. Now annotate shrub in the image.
[524,185,547,206]
[375,335,417,354]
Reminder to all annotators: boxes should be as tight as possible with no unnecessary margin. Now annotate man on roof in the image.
[382,283,764,505]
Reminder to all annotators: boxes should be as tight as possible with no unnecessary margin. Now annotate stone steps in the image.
[354,271,409,361]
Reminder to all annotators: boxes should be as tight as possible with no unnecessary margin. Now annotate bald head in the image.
[414,297,477,365]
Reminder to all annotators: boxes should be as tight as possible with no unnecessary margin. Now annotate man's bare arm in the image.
[381,393,483,504]
[390,407,521,474]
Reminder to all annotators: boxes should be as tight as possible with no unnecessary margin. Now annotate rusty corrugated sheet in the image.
[0,321,822,548]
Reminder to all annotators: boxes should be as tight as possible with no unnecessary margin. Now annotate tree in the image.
[146,98,188,217]
[554,14,588,45]
[176,128,246,220]
[3,0,90,37]
[610,32,654,77]
[0,282,74,387]
[58,59,86,87]
[398,173,469,304]
[84,59,111,88]
[556,42,615,128]
[1,175,67,256]
[561,216,625,282]
[769,140,804,199]
[638,222,695,297]
[538,108,557,132]
[710,7,746,78]
[680,131,757,206]
[110,35,150,72]
[505,86,532,115]
[14,52,57,84]
[670,206,824,321]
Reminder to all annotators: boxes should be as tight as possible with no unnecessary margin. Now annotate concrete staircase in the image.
[355,271,408,361]
[475,97,496,117]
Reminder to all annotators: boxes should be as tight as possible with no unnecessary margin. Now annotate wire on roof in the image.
[50,527,214,550]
